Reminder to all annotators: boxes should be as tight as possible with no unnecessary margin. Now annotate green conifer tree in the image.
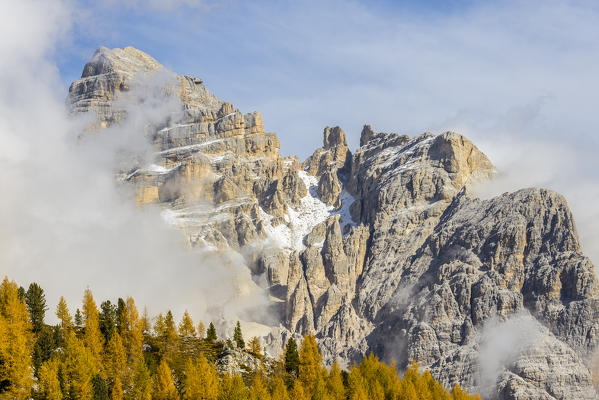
[206,322,217,342]
[99,300,117,342]
[25,282,47,333]
[233,321,245,349]
[92,374,109,400]
[284,337,299,376]
[74,308,83,327]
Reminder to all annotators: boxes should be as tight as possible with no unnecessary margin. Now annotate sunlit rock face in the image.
[68,46,599,399]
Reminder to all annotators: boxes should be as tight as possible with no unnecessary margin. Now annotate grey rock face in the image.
[68,46,599,400]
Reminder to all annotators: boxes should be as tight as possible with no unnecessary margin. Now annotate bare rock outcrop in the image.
[67,46,599,400]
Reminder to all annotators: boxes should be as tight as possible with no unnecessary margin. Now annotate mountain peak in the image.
[81,46,163,78]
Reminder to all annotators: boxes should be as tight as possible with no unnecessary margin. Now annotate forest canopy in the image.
[0,277,482,400]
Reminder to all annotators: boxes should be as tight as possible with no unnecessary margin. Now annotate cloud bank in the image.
[0,0,273,331]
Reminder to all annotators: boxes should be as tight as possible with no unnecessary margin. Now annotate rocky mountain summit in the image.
[68,46,599,399]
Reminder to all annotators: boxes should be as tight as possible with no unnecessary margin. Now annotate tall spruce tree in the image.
[233,321,244,349]
[92,374,109,400]
[99,300,117,342]
[74,308,82,327]
[284,337,299,376]
[116,298,126,334]
[206,322,217,342]
[25,282,47,332]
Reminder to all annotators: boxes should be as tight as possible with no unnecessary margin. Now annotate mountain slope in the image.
[67,46,599,399]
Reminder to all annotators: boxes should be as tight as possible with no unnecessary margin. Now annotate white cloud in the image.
[0,0,272,330]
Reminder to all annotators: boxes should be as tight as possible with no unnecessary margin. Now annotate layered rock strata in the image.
[68,46,599,399]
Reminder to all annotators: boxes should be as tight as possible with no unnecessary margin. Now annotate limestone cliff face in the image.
[68,47,599,400]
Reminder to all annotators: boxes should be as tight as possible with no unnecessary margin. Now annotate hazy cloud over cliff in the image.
[0,0,272,329]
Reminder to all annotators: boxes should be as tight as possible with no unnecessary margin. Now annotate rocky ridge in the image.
[68,46,599,399]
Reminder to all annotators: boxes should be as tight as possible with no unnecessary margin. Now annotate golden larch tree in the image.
[298,334,322,397]
[131,358,152,400]
[111,376,124,400]
[153,359,179,400]
[197,321,206,339]
[218,373,247,400]
[0,277,33,399]
[82,288,104,362]
[179,310,196,337]
[56,296,72,331]
[327,360,346,400]
[248,372,270,400]
[103,332,127,388]
[289,380,309,400]
[62,330,99,400]
[248,336,262,359]
[38,358,62,400]
[122,297,143,365]
[270,376,289,400]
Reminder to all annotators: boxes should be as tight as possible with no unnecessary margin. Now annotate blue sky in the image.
[55,0,599,152]
[57,0,533,155]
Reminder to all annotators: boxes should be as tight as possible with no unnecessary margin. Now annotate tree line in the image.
[0,277,482,399]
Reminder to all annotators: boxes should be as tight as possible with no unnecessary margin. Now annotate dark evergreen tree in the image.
[91,374,109,400]
[116,298,126,333]
[233,321,245,349]
[99,300,117,342]
[284,337,299,376]
[206,322,217,342]
[17,286,25,301]
[74,308,83,327]
[25,282,48,332]
[32,326,57,377]
[226,338,234,349]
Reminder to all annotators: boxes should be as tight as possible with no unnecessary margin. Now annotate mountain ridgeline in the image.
[66,46,599,399]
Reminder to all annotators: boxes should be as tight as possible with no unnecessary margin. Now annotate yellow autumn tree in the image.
[153,359,179,400]
[140,307,151,335]
[130,358,152,400]
[103,332,127,388]
[248,372,270,400]
[0,277,33,399]
[62,330,99,400]
[347,365,368,400]
[327,360,346,400]
[122,297,143,365]
[111,376,124,400]
[155,311,178,360]
[195,354,219,399]
[218,373,247,400]
[248,336,262,359]
[270,376,289,400]
[82,288,104,362]
[38,358,62,400]
[298,334,322,397]
[56,296,72,331]
[289,379,309,400]
[179,310,196,337]
[452,383,482,400]
[197,321,206,339]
